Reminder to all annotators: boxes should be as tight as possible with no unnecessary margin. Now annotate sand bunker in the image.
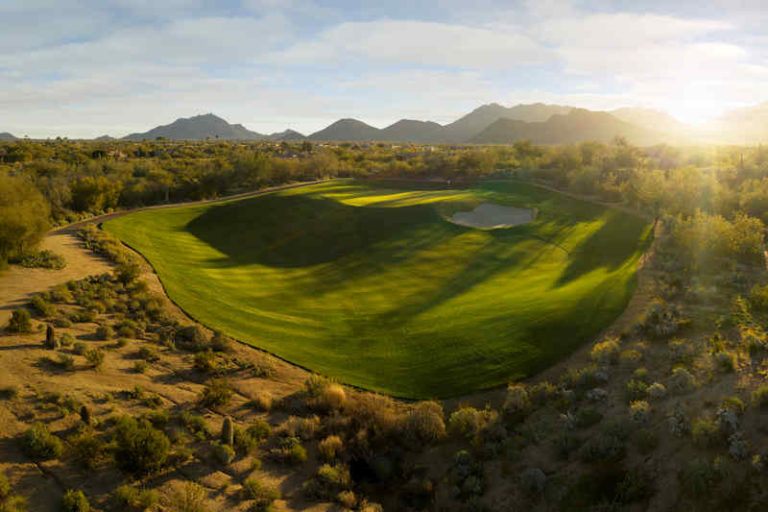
[449,203,534,229]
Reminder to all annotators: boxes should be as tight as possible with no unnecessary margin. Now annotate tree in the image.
[0,175,49,265]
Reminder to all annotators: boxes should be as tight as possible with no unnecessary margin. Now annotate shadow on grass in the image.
[186,194,444,268]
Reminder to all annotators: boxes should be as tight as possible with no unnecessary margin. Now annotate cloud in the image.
[270,20,549,69]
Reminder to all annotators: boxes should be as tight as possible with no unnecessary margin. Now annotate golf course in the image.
[104,180,652,398]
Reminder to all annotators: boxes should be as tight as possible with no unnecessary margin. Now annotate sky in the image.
[1,0,767,138]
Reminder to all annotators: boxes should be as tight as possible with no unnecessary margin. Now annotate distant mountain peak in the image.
[123,113,265,141]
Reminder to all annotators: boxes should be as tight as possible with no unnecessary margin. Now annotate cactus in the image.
[80,405,91,426]
[221,416,234,446]
[45,324,58,349]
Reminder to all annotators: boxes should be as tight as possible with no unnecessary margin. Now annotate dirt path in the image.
[0,180,328,327]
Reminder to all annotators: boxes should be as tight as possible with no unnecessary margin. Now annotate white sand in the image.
[449,203,534,229]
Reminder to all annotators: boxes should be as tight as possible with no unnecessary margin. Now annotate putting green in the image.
[103,180,652,398]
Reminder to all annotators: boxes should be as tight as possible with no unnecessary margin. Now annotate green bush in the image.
[692,419,722,448]
[402,401,445,444]
[211,442,235,465]
[113,416,170,474]
[751,385,768,408]
[69,433,106,470]
[84,348,104,369]
[448,407,492,439]
[270,436,307,465]
[95,325,114,340]
[317,435,344,462]
[199,379,233,408]
[29,295,55,317]
[73,342,87,355]
[193,350,218,374]
[7,309,32,333]
[114,485,159,510]
[590,338,620,364]
[242,478,280,511]
[304,463,352,501]
[60,489,89,512]
[21,422,63,460]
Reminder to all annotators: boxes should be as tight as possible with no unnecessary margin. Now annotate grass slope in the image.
[104,181,651,398]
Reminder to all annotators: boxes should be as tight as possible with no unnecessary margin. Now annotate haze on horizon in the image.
[2,0,767,139]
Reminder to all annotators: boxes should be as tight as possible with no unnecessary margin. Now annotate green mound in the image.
[104,180,652,398]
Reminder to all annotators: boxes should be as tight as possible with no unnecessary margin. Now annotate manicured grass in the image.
[103,180,652,398]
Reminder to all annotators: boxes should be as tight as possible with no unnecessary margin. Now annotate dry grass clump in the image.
[250,391,274,412]
[590,337,621,364]
[304,374,347,412]
[317,435,344,461]
[401,401,446,444]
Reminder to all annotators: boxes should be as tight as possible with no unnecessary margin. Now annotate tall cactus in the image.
[80,405,91,426]
[45,324,58,349]
[221,416,234,446]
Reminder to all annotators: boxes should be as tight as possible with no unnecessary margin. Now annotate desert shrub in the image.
[114,485,159,510]
[59,333,74,347]
[448,407,492,439]
[629,401,651,424]
[579,422,628,463]
[561,364,606,392]
[30,295,55,318]
[624,378,648,403]
[168,482,207,512]
[271,436,307,465]
[55,354,75,370]
[60,489,89,512]
[84,348,104,369]
[249,392,273,411]
[113,416,170,474]
[749,283,768,311]
[6,309,32,333]
[73,342,87,355]
[667,405,690,437]
[232,426,261,455]
[194,350,218,374]
[503,383,530,421]
[679,458,719,498]
[402,401,446,444]
[137,346,158,361]
[750,385,768,408]
[590,338,620,364]
[175,325,208,352]
[721,396,746,414]
[713,351,735,373]
[95,325,113,341]
[179,412,212,439]
[337,490,357,508]
[0,471,10,499]
[574,407,603,429]
[669,367,696,392]
[0,495,28,512]
[14,249,66,270]
[642,299,680,338]
[116,262,140,284]
[448,450,484,503]
[668,338,695,365]
[211,442,235,465]
[210,332,233,352]
[133,361,147,373]
[692,418,722,448]
[199,379,233,408]
[727,432,748,461]
[22,422,63,460]
[529,381,557,406]
[53,317,72,329]
[69,432,106,470]
[246,420,272,442]
[318,435,344,461]
[242,478,280,510]
[619,349,643,366]
[304,463,352,500]
[304,375,346,412]
[283,415,320,440]
[250,353,277,378]
[647,382,667,400]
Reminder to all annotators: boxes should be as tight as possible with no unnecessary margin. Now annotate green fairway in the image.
[103,180,652,398]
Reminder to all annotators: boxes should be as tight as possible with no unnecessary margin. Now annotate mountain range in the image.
[6,102,768,145]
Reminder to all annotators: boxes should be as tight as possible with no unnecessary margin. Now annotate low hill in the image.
[472,108,669,145]
[308,118,382,141]
[440,103,573,142]
[267,129,306,141]
[697,103,768,143]
[123,113,266,141]
[610,107,689,134]
[378,119,443,142]
[0,132,18,141]
[93,135,115,141]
